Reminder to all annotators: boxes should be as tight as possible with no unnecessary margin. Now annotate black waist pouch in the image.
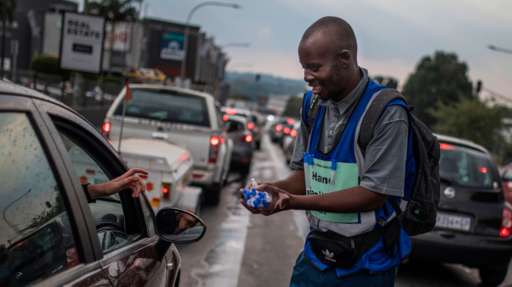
[307,219,400,269]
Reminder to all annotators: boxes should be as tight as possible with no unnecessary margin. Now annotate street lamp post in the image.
[180,1,241,81]
[488,44,512,55]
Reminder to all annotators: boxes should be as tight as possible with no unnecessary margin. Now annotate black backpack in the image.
[304,89,440,236]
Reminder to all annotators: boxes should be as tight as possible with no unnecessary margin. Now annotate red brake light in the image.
[440,143,455,151]
[479,167,489,174]
[244,134,253,143]
[208,135,223,164]
[500,227,511,238]
[223,115,229,121]
[283,127,291,135]
[210,135,222,146]
[290,129,298,137]
[161,182,171,199]
[500,208,512,238]
[247,122,255,130]
[286,118,295,125]
[101,120,111,138]
[275,124,283,132]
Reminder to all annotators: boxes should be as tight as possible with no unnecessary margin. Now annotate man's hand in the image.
[239,183,293,216]
[88,168,148,199]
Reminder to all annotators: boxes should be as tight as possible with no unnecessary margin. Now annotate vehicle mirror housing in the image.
[155,208,206,244]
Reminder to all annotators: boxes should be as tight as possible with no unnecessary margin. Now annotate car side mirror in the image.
[155,208,206,244]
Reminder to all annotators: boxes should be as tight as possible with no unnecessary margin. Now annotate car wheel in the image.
[204,182,222,206]
[479,265,508,286]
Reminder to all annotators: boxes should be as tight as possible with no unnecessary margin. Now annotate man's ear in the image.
[336,49,353,69]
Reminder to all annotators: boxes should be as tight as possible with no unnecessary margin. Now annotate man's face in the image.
[298,33,346,101]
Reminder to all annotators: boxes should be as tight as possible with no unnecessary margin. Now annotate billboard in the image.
[104,22,131,52]
[160,32,185,61]
[60,13,105,74]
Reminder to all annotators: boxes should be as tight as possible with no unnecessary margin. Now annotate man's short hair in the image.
[301,16,358,55]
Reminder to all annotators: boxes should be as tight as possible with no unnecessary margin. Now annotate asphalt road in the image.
[177,135,512,287]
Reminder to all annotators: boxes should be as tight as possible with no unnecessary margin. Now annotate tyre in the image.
[479,265,508,286]
[204,182,222,206]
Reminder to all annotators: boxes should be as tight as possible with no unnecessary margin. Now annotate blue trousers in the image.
[289,252,396,287]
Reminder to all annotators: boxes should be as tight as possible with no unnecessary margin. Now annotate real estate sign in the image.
[60,13,105,73]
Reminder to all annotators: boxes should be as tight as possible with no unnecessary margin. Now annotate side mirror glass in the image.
[155,208,206,244]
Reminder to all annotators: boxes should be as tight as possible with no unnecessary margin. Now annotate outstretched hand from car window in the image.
[87,168,148,200]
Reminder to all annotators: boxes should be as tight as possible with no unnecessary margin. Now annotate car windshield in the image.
[439,143,499,189]
[114,89,210,127]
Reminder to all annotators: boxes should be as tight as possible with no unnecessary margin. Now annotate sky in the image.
[80,0,512,99]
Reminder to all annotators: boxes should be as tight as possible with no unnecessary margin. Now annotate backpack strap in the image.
[302,90,320,133]
[358,88,407,154]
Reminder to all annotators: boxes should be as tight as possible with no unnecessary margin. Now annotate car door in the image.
[34,99,181,287]
[0,95,108,287]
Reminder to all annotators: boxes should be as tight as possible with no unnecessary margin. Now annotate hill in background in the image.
[225,71,306,100]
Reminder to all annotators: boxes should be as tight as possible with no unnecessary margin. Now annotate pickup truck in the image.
[103,84,232,205]
[114,138,202,214]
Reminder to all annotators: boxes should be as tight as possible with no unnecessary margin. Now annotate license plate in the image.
[436,213,472,231]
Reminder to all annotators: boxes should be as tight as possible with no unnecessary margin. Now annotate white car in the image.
[114,138,202,214]
[103,84,232,205]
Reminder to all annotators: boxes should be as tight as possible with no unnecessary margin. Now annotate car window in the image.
[0,113,79,286]
[114,89,210,127]
[440,143,500,189]
[227,120,245,133]
[56,129,141,254]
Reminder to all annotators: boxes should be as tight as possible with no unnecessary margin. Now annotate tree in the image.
[0,0,16,78]
[402,51,475,127]
[432,99,505,156]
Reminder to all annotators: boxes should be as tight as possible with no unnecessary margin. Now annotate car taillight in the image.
[440,143,455,151]
[242,134,253,143]
[101,120,111,138]
[223,114,229,121]
[208,135,223,164]
[500,207,512,239]
[161,182,171,199]
[247,122,255,130]
[290,129,298,137]
[283,127,291,135]
[275,124,283,132]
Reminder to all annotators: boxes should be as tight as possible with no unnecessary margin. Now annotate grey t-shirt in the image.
[289,69,409,197]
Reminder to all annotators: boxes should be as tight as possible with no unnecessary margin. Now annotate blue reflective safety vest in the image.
[302,79,416,277]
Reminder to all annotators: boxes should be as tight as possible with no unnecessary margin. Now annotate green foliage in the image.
[87,0,140,21]
[281,96,301,119]
[432,99,505,156]
[403,51,475,127]
[31,54,70,78]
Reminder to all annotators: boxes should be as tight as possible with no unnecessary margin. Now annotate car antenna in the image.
[117,79,132,156]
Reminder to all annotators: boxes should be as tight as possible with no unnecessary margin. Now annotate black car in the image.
[0,81,206,287]
[411,134,512,286]
[224,115,255,176]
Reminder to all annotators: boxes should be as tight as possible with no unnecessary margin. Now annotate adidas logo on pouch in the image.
[322,249,336,263]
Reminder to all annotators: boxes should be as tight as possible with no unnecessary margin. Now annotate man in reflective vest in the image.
[241,16,415,287]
